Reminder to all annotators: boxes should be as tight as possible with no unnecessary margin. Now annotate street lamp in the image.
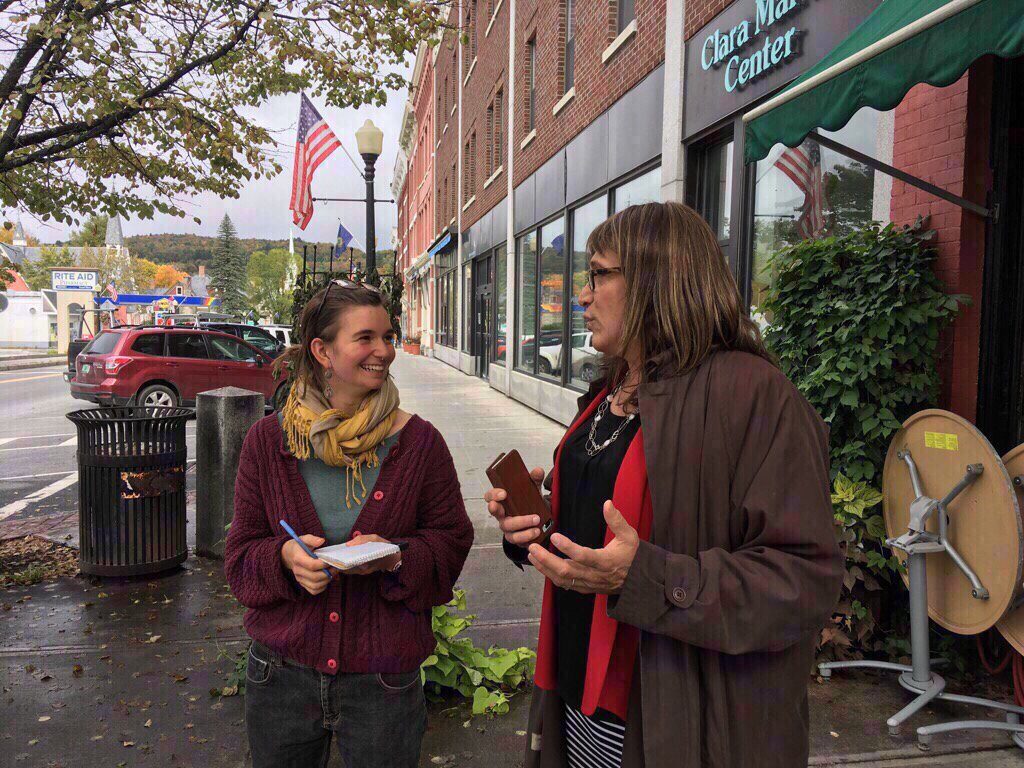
[355,119,384,281]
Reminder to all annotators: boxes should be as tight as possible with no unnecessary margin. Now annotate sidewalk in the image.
[2,352,1022,767]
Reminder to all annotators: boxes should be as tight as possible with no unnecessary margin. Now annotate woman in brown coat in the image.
[485,201,842,768]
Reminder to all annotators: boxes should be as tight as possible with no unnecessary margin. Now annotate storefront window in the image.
[570,196,607,388]
[538,218,566,381]
[699,140,733,243]
[495,246,508,365]
[613,166,660,212]
[434,250,458,348]
[462,263,472,352]
[516,231,538,373]
[752,109,883,325]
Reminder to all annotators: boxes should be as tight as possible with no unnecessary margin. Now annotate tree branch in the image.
[2,1,269,172]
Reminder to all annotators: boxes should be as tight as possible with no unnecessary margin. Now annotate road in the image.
[0,365,198,542]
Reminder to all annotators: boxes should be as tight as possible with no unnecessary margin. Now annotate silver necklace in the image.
[586,384,637,457]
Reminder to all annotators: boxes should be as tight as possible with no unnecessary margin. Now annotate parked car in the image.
[63,308,122,381]
[203,323,286,358]
[260,324,294,347]
[537,331,600,380]
[70,327,286,409]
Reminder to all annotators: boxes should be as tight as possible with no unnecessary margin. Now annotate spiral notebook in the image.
[314,541,400,570]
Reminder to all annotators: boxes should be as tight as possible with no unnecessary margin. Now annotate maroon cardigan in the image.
[224,413,474,674]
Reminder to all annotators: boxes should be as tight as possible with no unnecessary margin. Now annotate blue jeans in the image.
[245,640,427,768]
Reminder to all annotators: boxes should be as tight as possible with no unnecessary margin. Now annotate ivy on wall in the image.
[761,219,967,659]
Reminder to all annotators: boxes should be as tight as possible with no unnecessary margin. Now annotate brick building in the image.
[395,0,1024,440]
[393,43,436,349]
[408,0,668,424]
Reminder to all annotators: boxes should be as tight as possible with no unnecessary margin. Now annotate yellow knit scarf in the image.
[281,377,400,508]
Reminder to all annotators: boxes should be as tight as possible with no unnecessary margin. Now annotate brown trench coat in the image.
[519,350,843,768]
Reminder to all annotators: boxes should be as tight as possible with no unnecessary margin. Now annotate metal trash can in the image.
[66,406,192,576]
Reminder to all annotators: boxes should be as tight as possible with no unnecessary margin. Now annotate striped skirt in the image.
[563,703,626,768]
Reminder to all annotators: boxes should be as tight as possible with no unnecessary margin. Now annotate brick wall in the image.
[890,72,987,420]
[461,0,511,229]
[684,0,733,40]
[510,0,666,195]
[435,19,461,236]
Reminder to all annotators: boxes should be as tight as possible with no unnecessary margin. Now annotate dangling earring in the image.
[323,368,333,398]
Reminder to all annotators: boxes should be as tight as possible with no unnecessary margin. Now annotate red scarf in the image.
[533,388,653,720]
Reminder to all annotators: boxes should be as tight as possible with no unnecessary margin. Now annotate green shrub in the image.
[761,220,966,659]
[421,589,536,716]
[762,220,965,483]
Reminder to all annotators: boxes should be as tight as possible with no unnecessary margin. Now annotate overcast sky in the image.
[18,83,410,249]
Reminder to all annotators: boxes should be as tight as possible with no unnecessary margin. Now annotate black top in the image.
[555,401,641,721]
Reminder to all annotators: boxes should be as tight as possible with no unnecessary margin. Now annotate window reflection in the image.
[570,197,607,388]
[752,109,882,325]
[538,219,566,381]
[614,167,660,212]
[516,232,537,373]
[495,245,507,365]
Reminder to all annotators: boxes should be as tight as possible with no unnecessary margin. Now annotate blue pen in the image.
[280,520,333,581]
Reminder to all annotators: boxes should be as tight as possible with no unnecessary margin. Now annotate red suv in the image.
[70,328,286,409]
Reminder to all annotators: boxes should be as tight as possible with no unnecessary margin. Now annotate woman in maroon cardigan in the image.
[225,281,474,768]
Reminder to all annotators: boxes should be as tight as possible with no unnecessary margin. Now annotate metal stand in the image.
[819,450,1024,750]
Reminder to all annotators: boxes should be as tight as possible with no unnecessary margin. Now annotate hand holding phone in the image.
[485,450,554,547]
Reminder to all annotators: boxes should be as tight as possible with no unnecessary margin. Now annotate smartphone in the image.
[486,450,555,545]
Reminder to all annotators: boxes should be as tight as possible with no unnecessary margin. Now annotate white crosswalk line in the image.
[0,438,16,446]
[0,472,79,521]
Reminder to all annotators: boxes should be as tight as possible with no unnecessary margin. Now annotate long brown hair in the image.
[586,201,774,392]
[274,282,388,392]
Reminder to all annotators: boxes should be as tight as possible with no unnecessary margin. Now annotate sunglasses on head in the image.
[312,279,382,329]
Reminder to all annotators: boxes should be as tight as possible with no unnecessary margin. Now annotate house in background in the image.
[0,266,57,349]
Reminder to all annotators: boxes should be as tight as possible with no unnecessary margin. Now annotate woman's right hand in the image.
[281,535,335,595]
[485,467,548,547]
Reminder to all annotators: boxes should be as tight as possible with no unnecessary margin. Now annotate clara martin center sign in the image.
[684,0,881,140]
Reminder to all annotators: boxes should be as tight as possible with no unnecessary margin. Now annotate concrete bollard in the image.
[196,387,265,559]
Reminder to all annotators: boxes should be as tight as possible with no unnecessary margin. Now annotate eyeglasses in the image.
[586,267,623,291]
[313,279,382,328]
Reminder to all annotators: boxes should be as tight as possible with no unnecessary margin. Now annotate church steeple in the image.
[105,214,124,249]
[13,220,26,247]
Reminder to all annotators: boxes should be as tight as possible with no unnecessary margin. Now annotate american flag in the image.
[290,93,341,230]
[775,139,827,239]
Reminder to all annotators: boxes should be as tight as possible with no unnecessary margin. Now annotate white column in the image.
[661,0,687,203]
[504,0,517,395]
[872,109,895,223]
[455,0,465,355]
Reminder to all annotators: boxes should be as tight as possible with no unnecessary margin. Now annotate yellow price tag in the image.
[925,431,959,451]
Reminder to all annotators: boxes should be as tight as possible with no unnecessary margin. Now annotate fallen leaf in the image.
[72,665,83,678]
[515,730,527,736]
[144,719,152,728]
[91,735,103,741]
[97,592,108,598]
[28,740,38,746]
[37,716,50,722]
[24,665,35,674]
[145,635,161,644]
[122,741,134,747]
[830,731,840,738]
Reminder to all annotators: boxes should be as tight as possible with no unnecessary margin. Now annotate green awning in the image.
[744,0,1024,164]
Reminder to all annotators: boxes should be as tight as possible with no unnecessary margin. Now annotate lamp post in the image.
[355,119,384,283]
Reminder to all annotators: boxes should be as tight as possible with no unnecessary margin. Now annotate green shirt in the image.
[284,414,402,545]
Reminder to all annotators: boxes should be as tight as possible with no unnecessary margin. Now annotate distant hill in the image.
[124,233,395,275]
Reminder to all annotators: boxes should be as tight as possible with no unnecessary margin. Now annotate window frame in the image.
[526,38,537,132]
[618,0,636,34]
[564,0,575,93]
[510,161,662,390]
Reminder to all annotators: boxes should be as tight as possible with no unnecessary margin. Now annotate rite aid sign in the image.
[51,269,99,291]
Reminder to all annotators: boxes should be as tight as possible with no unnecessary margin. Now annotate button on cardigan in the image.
[224,412,474,675]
